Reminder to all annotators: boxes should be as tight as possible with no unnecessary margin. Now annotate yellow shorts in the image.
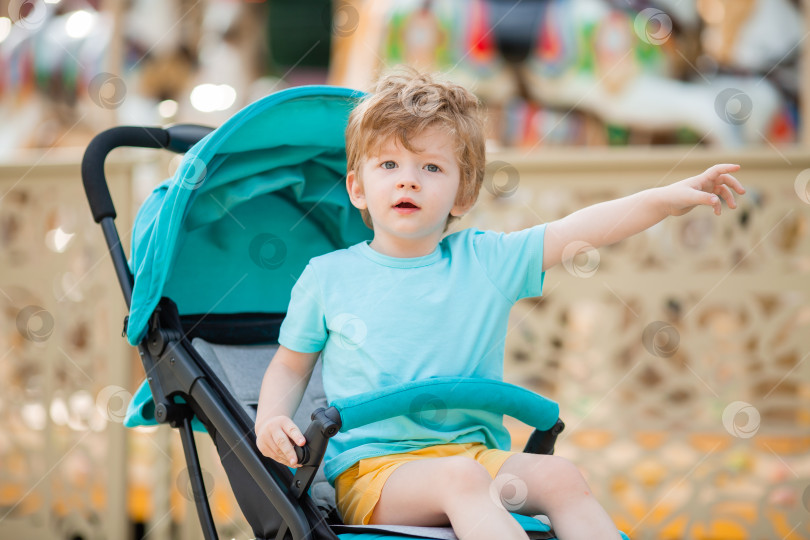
[334,442,517,526]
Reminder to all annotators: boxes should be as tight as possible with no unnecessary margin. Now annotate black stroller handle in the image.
[81,124,214,223]
[81,124,214,308]
[82,126,167,223]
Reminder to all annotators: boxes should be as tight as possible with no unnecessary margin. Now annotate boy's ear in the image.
[450,198,474,217]
[346,170,367,210]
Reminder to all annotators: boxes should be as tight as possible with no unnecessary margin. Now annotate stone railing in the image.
[1,146,807,540]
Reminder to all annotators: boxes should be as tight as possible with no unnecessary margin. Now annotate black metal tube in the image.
[187,378,310,539]
[100,217,133,309]
[82,126,169,223]
[179,416,219,540]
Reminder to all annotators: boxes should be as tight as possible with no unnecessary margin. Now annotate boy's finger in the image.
[718,184,736,208]
[286,422,306,446]
[274,433,296,464]
[702,191,720,209]
[710,163,741,176]
[718,173,746,194]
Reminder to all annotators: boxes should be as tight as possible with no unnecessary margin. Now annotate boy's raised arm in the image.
[542,164,744,271]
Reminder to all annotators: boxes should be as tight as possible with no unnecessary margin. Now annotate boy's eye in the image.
[425,164,440,173]
[382,161,397,170]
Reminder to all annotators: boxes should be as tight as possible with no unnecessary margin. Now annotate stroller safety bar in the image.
[330,377,560,433]
[291,377,561,504]
[290,377,560,503]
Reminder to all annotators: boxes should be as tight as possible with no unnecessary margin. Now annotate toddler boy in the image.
[255,67,744,540]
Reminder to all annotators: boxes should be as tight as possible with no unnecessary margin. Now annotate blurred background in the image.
[0,0,808,539]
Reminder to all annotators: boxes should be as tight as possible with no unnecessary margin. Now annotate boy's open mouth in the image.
[393,200,420,214]
[393,198,420,209]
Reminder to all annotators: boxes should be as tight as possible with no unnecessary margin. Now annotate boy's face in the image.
[346,125,470,253]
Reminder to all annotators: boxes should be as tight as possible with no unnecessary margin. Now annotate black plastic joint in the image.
[155,401,194,428]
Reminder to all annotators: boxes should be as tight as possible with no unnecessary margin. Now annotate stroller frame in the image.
[81,124,568,540]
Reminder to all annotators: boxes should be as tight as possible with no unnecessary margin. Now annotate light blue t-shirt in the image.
[278,224,547,485]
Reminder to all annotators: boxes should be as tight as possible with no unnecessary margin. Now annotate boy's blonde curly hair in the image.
[345,66,487,231]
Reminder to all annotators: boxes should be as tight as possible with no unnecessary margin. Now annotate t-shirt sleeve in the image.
[278,263,327,353]
[471,224,547,303]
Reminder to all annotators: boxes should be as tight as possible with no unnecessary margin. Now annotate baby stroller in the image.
[81,85,629,540]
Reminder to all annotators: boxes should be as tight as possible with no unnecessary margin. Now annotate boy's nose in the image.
[396,179,420,190]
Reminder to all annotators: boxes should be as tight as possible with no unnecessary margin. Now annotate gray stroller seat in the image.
[192,338,556,540]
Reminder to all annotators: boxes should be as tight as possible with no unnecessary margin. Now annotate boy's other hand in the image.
[662,164,744,217]
[255,415,307,468]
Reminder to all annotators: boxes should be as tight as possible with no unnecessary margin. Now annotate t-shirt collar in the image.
[354,240,442,268]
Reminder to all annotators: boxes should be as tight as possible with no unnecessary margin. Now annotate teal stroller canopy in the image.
[126,86,373,345]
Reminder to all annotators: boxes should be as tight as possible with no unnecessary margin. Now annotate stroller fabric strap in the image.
[330,377,560,433]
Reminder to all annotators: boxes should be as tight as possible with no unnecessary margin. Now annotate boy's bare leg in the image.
[368,455,529,540]
[495,453,622,540]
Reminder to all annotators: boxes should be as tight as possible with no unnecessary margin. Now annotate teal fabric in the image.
[277,225,548,485]
[124,379,207,432]
[334,514,631,540]
[332,377,559,433]
[125,85,373,346]
[335,513,551,539]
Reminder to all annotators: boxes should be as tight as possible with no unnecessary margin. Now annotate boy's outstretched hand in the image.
[662,164,744,217]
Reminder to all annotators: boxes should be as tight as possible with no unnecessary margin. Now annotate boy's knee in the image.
[442,456,492,492]
[545,456,588,492]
